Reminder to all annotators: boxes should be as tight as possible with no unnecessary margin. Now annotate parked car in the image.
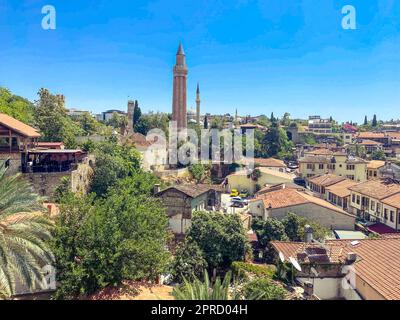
[239,190,249,198]
[230,189,239,197]
[231,202,245,208]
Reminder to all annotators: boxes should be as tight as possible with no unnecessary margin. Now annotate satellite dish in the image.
[279,251,285,263]
[289,257,302,272]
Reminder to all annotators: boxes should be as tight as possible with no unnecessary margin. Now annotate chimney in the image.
[346,252,357,265]
[304,225,313,243]
[153,184,161,195]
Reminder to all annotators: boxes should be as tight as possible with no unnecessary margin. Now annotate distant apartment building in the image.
[67,108,91,118]
[299,152,368,182]
[101,109,126,122]
[308,116,333,134]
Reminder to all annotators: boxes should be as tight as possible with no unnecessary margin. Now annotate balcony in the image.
[22,162,78,174]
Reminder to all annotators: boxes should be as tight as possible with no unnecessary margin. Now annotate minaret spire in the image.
[172,43,188,131]
[196,83,201,127]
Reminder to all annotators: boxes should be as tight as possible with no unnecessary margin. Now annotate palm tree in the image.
[0,164,53,298]
[172,271,235,300]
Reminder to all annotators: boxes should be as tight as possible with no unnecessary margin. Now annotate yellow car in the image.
[230,189,239,197]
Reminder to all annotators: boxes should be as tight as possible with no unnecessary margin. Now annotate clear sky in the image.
[0,0,399,123]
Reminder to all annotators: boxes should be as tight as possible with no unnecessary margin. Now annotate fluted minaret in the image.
[126,100,134,136]
[196,83,201,126]
[172,43,188,131]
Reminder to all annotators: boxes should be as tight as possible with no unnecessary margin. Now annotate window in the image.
[347,175,355,181]
[377,203,381,214]
[319,164,324,170]
[352,194,356,203]
[384,208,388,220]
[328,164,335,170]
[347,164,355,170]
[371,201,375,211]
[307,164,314,170]
[356,195,360,205]
[374,171,377,177]
[390,211,394,222]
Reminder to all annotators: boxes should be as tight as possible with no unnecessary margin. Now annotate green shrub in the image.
[231,262,275,281]
[242,278,286,300]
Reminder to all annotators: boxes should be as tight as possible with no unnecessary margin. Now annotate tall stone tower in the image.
[196,83,201,126]
[172,43,188,131]
[126,100,135,135]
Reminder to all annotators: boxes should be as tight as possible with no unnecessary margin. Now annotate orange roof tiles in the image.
[382,193,400,209]
[255,188,349,215]
[272,237,400,300]
[326,180,359,198]
[367,160,386,170]
[349,179,400,200]
[308,174,346,187]
[0,113,41,138]
[357,132,386,139]
[254,158,286,168]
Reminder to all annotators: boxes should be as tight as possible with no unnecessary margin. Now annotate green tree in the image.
[189,164,207,183]
[364,116,368,126]
[133,100,142,128]
[241,278,286,300]
[371,150,386,160]
[34,88,82,147]
[172,240,207,283]
[252,218,288,247]
[282,213,302,242]
[51,183,170,299]
[186,212,250,271]
[0,87,35,124]
[372,114,378,127]
[0,166,53,298]
[262,118,293,159]
[204,115,208,129]
[89,141,142,197]
[75,112,99,136]
[135,112,170,136]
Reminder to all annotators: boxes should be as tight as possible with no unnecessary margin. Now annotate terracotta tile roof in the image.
[382,193,400,209]
[254,158,286,168]
[272,238,400,300]
[326,180,359,198]
[0,113,41,138]
[386,132,400,139]
[299,156,331,164]
[305,148,333,156]
[349,179,400,200]
[367,160,386,170]
[359,139,383,146]
[255,188,350,216]
[357,132,386,139]
[157,184,223,198]
[308,174,346,187]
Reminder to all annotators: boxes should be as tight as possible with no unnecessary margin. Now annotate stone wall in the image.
[23,162,94,200]
[269,203,355,230]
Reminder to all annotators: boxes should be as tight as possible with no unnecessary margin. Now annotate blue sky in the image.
[0,0,399,123]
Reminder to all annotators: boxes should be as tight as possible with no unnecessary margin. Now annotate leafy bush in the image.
[231,262,275,281]
[241,278,286,300]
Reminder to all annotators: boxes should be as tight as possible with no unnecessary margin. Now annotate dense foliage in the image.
[0,166,53,298]
[0,87,35,124]
[89,140,144,197]
[50,184,170,299]
[34,88,83,148]
[241,278,287,300]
